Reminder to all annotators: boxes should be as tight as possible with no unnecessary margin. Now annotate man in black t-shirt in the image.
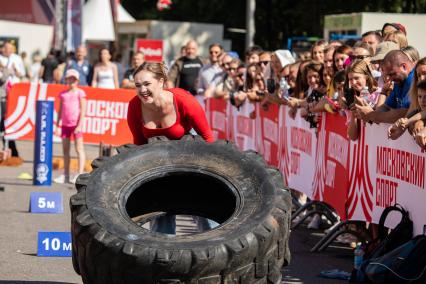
[122,52,145,89]
[168,40,204,95]
[40,49,58,83]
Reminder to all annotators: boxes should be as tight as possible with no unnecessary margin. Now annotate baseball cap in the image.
[382,22,407,35]
[370,41,399,62]
[65,69,80,80]
[274,50,295,68]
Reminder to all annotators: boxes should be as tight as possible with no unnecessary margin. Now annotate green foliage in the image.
[121,0,426,53]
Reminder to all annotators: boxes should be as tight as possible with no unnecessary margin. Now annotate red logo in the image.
[135,39,163,62]
[347,126,374,222]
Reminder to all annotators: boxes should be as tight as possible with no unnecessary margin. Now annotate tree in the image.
[121,0,426,54]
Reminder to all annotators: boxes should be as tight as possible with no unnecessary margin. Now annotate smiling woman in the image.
[127,61,214,145]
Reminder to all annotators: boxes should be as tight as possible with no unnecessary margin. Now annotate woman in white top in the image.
[92,48,119,89]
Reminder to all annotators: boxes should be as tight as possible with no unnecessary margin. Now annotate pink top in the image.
[60,88,86,127]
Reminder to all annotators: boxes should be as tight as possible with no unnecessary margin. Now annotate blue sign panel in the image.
[33,100,54,186]
[37,232,72,257]
[30,192,63,213]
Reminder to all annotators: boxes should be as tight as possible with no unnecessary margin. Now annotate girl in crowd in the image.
[127,62,214,234]
[92,48,119,89]
[311,40,327,63]
[388,81,426,141]
[401,46,420,63]
[345,59,381,140]
[333,45,353,72]
[384,30,408,49]
[54,69,87,184]
[388,57,426,140]
[352,42,374,62]
[323,45,335,70]
[245,63,266,102]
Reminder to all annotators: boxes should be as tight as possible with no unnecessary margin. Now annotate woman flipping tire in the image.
[70,136,291,284]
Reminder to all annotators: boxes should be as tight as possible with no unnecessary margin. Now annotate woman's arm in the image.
[347,113,360,141]
[91,66,98,87]
[75,94,86,133]
[127,98,147,145]
[112,64,119,89]
[184,95,214,142]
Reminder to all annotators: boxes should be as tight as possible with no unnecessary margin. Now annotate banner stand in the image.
[33,101,54,186]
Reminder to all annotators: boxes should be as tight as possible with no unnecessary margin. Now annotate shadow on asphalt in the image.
[0,282,77,284]
[0,181,33,187]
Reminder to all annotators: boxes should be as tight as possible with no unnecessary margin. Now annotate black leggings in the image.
[1,99,19,157]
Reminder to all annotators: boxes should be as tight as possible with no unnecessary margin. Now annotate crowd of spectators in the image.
[164,23,426,152]
[163,23,426,241]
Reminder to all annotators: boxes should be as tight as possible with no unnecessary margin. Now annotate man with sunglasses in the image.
[197,43,224,99]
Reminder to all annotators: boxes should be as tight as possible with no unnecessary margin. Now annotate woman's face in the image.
[334,53,349,71]
[100,49,111,63]
[417,64,426,82]
[323,72,332,86]
[306,69,320,89]
[348,72,367,92]
[288,65,298,89]
[353,47,371,61]
[248,66,257,79]
[418,89,426,110]
[312,45,324,63]
[271,55,282,74]
[324,50,334,69]
[227,62,238,77]
[134,70,163,104]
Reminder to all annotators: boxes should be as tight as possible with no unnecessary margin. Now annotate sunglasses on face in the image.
[350,55,370,60]
[227,67,237,72]
[260,61,270,66]
[210,50,221,54]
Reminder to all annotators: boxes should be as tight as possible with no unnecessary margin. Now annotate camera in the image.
[344,88,355,107]
[266,78,276,94]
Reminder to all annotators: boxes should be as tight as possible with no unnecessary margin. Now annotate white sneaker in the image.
[336,233,357,244]
[54,174,69,184]
[70,174,80,184]
[307,214,322,229]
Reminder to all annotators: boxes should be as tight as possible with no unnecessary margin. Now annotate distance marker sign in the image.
[37,232,72,257]
[30,192,63,213]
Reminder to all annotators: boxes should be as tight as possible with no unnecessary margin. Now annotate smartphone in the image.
[344,88,355,107]
[266,78,276,93]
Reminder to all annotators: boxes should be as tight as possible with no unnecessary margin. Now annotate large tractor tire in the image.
[70,135,291,284]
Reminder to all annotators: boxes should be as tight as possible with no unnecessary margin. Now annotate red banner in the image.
[313,113,350,219]
[207,98,228,140]
[135,39,164,62]
[5,83,135,145]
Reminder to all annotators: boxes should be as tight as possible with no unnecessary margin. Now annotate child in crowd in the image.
[388,81,426,139]
[54,69,87,184]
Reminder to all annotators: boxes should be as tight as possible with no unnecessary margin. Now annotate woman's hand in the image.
[388,118,407,140]
[409,120,425,136]
[74,125,82,134]
[415,128,426,149]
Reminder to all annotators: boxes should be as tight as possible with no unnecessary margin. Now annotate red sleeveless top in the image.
[127,88,214,145]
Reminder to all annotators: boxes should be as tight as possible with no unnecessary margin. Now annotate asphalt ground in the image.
[0,140,353,283]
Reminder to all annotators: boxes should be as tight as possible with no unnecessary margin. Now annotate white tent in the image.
[83,0,115,42]
[118,4,136,23]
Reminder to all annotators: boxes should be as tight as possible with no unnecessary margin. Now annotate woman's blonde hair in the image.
[133,61,168,82]
[408,57,426,110]
[385,30,408,48]
[345,59,378,93]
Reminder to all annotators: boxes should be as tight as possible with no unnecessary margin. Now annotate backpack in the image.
[367,204,413,260]
[353,204,413,283]
[365,235,426,283]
